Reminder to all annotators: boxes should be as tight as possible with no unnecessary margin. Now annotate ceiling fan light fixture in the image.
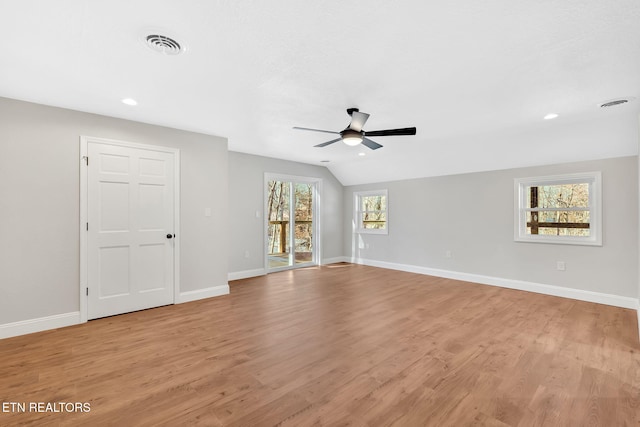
[343,136,363,146]
[341,129,363,146]
[293,107,417,151]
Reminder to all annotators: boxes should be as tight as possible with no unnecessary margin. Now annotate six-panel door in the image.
[87,142,175,319]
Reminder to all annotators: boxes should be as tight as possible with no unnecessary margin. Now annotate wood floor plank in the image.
[0,263,638,426]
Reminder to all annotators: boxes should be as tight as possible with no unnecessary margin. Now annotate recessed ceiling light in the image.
[122,98,137,106]
[358,152,366,157]
[543,113,558,120]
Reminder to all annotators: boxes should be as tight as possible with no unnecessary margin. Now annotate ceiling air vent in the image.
[145,34,182,55]
[600,99,629,108]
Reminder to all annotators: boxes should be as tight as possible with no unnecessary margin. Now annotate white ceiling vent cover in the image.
[145,34,183,55]
[599,97,635,108]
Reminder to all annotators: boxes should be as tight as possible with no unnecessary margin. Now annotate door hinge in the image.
[82,156,88,166]
[86,222,89,231]
[86,287,89,296]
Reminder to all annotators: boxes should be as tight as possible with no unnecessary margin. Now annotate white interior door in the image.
[86,140,176,320]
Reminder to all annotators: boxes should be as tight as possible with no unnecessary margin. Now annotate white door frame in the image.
[264,173,322,272]
[79,136,181,323]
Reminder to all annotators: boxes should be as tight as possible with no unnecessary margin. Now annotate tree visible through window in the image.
[527,183,590,236]
[515,172,601,246]
[266,179,315,268]
[355,190,388,234]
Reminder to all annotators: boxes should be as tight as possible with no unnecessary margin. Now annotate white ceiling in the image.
[1,1,639,185]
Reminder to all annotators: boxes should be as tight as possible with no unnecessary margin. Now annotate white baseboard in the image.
[228,268,266,281]
[322,256,350,265]
[0,312,81,340]
[177,284,230,304]
[1,285,230,339]
[350,257,639,310]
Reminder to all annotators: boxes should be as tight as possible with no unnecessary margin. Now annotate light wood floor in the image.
[1,264,639,426]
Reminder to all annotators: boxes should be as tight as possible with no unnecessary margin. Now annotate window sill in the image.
[514,235,602,246]
[356,228,388,235]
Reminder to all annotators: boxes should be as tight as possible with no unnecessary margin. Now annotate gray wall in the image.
[0,97,228,324]
[344,156,638,298]
[228,151,343,274]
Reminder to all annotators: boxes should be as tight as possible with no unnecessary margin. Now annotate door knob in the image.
[166,234,174,239]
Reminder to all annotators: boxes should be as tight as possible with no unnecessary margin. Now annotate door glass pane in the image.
[267,180,291,269]
[294,183,313,264]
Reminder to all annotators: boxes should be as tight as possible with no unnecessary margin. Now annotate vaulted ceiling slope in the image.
[1,1,639,185]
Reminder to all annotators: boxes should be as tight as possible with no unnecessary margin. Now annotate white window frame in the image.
[354,189,388,235]
[264,173,322,271]
[514,171,602,246]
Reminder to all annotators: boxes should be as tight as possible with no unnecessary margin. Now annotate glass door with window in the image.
[266,176,318,271]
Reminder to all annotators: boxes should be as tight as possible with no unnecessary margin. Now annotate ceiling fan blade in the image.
[349,111,370,132]
[293,126,339,135]
[365,127,417,137]
[314,138,342,148]
[361,137,383,150]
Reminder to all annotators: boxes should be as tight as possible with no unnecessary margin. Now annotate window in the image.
[514,172,601,246]
[354,190,388,234]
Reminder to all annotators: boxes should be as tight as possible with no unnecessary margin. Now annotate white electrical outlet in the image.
[445,250,452,258]
[244,251,250,258]
[204,208,212,217]
[556,261,566,271]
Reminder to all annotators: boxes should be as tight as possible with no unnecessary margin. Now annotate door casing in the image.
[79,136,181,323]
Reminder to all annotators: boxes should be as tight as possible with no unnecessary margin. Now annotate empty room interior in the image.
[1,1,640,425]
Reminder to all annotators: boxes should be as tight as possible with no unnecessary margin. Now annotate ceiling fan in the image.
[293,108,417,150]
